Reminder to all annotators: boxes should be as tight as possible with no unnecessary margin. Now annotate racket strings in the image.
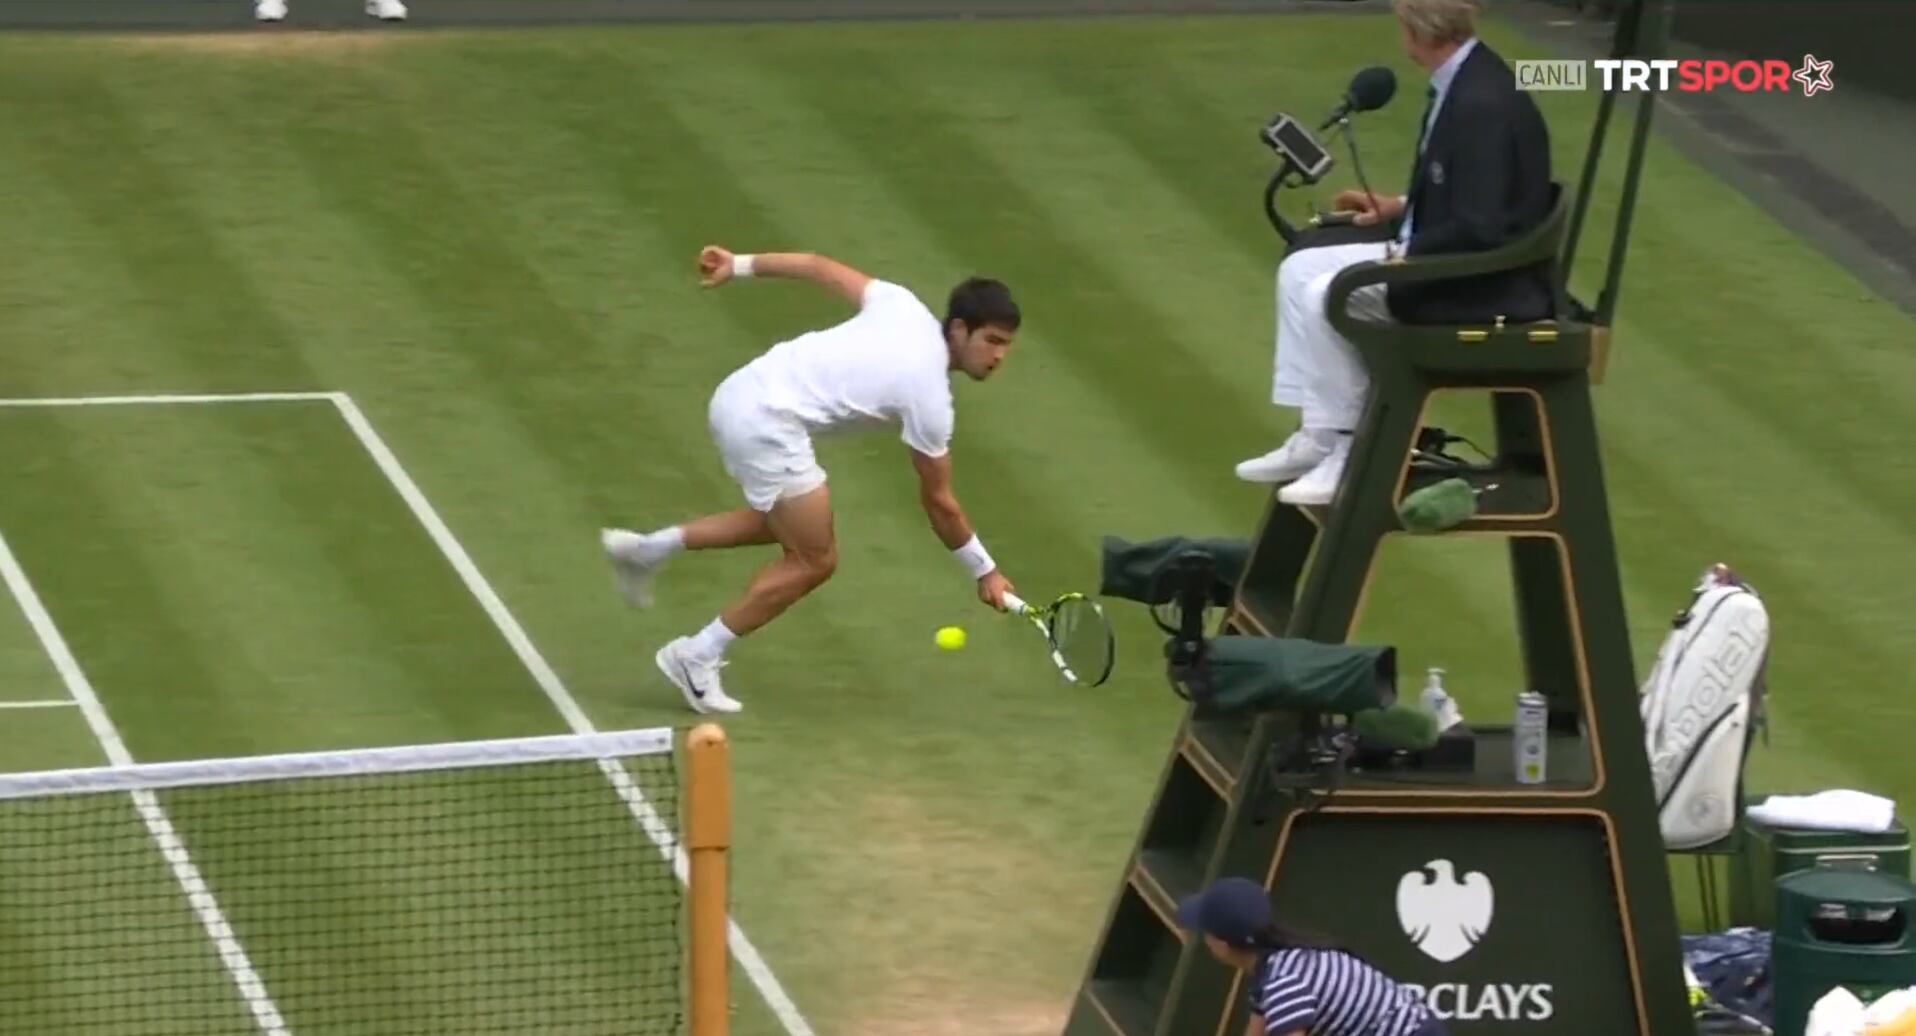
[1050,599,1113,684]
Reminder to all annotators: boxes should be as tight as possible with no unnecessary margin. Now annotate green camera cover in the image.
[1098,535,1250,607]
[1185,635,1395,719]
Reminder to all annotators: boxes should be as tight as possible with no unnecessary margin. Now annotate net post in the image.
[685,722,732,1036]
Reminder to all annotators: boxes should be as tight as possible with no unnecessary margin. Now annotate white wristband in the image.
[952,535,996,579]
[732,254,756,278]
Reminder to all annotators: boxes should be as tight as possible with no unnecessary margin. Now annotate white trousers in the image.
[1271,240,1395,431]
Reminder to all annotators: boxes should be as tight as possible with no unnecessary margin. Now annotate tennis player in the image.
[601,245,1022,715]
[1177,876,1448,1036]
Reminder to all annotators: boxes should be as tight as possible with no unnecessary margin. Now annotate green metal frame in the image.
[1061,2,1690,1035]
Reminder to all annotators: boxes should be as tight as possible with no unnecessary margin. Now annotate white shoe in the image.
[255,0,287,21]
[366,0,407,20]
[602,528,670,608]
[1234,430,1331,484]
[655,638,743,715]
[1277,436,1352,506]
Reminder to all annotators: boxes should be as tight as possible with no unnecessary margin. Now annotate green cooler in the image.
[1770,867,1916,1036]
[1732,814,1911,930]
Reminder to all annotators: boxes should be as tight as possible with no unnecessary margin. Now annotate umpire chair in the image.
[1058,1,1698,1034]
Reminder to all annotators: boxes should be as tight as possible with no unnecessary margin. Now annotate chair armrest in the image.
[1336,243,1564,342]
[1325,241,1550,309]
[1324,186,1569,333]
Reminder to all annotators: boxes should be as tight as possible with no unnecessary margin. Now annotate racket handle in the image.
[1001,592,1027,614]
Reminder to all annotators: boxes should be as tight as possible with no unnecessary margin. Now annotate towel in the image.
[1749,790,1897,834]
[1863,990,1916,1036]
[1810,988,1867,1036]
[1864,1003,1916,1036]
[1807,986,1916,1036]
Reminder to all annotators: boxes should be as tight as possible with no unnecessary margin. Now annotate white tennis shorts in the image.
[706,367,827,513]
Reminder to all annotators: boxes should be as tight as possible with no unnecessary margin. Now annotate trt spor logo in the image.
[1396,859,1494,963]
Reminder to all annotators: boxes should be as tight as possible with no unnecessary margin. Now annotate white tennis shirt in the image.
[742,279,956,458]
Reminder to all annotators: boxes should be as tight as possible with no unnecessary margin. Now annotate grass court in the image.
[2,10,1914,1034]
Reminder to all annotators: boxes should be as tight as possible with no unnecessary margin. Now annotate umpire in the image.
[1176,876,1448,1036]
[1233,0,1555,505]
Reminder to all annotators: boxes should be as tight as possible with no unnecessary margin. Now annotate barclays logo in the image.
[1395,860,1556,1022]
[1396,859,1494,963]
[1404,982,1557,1022]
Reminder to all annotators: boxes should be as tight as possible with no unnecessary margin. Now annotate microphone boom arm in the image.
[1263,158,1304,246]
[1260,66,1397,249]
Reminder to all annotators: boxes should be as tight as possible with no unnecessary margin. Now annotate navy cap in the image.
[1174,877,1272,947]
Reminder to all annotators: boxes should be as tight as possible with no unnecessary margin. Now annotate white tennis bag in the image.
[1639,564,1773,851]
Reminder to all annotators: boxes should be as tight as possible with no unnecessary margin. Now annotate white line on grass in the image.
[0,699,80,709]
[329,393,817,1036]
[0,530,290,1036]
[0,391,337,408]
[1,388,814,1034]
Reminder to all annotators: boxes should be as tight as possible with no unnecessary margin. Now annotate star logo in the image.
[1793,54,1834,97]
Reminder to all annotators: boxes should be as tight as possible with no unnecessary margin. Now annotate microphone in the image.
[1319,66,1398,129]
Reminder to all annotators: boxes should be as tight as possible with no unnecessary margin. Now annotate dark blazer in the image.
[1386,41,1557,325]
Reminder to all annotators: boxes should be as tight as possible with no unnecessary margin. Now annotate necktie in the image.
[1414,84,1438,156]
[1401,85,1439,249]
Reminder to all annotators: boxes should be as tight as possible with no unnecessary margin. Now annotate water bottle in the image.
[1514,690,1548,784]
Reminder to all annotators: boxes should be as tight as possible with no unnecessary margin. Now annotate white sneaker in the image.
[602,528,668,608]
[255,0,287,21]
[366,0,407,20]
[1277,436,1352,506]
[655,638,743,715]
[1234,430,1331,484]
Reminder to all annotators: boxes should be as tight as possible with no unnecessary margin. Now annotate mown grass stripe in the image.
[0,69,215,398]
[0,61,323,396]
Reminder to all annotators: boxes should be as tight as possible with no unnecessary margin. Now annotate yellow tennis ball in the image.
[935,626,967,651]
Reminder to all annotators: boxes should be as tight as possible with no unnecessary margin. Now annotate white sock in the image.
[642,526,686,560]
[686,617,737,662]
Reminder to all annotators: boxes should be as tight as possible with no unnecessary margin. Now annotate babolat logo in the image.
[1395,861,1556,1021]
[1403,983,1556,1021]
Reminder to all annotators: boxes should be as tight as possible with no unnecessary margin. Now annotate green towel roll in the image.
[1352,705,1439,751]
[1397,477,1478,533]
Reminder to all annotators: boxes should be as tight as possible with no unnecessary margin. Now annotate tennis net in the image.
[0,725,731,1036]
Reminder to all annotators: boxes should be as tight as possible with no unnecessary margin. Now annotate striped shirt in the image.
[1251,948,1433,1036]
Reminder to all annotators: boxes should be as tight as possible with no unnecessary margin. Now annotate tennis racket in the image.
[1001,591,1115,687]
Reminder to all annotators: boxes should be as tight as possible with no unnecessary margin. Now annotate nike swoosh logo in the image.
[675,657,707,699]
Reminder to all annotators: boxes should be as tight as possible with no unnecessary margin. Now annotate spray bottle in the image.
[1419,667,1464,733]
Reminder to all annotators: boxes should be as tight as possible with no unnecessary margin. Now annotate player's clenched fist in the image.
[697,245,735,287]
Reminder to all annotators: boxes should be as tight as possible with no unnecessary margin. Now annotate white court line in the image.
[0,392,336,408]
[0,531,290,1036]
[0,699,80,709]
[330,393,817,1036]
[0,388,815,1036]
